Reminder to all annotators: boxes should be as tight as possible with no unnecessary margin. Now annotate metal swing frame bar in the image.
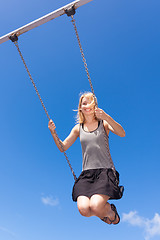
[0,0,92,45]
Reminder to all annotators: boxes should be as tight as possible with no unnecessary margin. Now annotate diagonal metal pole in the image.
[0,0,93,45]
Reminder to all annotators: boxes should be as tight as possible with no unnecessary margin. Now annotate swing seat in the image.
[119,185,124,198]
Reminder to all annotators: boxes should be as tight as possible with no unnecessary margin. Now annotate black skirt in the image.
[72,168,123,202]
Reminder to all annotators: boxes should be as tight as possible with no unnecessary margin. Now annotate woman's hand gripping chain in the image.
[95,107,106,120]
[48,119,56,133]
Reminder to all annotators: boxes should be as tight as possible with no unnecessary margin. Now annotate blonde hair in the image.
[75,92,97,124]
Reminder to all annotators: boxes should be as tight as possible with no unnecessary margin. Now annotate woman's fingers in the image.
[48,119,56,131]
[95,108,104,119]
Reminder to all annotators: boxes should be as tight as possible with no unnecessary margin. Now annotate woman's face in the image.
[81,95,95,116]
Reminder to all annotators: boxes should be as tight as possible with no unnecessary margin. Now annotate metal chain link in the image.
[14,41,50,120]
[70,15,119,185]
[102,128,119,185]
[13,40,77,181]
[70,15,97,105]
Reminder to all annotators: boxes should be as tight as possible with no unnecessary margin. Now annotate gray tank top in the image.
[80,120,113,171]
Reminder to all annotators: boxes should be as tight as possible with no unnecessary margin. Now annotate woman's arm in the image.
[48,120,79,152]
[95,108,125,137]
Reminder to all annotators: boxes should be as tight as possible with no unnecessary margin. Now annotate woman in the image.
[48,92,125,224]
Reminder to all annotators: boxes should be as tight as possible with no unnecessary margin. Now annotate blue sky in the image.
[0,0,160,239]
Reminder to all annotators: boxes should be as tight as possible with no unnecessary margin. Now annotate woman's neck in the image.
[84,115,97,124]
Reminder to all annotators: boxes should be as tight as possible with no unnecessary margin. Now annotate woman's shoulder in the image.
[72,124,80,136]
[101,120,110,136]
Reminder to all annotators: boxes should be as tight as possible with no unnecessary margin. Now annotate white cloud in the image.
[122,211,160,240]
[41,195,59,207]
[0,226,16,238]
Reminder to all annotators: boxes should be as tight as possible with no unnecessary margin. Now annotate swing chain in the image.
[12,39,77,181]
[70,15,97,105]
[13,40,50,120]
[69,15,120,186]
[102,128,119,185]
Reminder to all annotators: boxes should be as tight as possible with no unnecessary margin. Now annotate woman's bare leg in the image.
[77,196,93,217]
[77,194,120,224]
[90,194,120,224]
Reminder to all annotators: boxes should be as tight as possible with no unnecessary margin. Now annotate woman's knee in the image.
[77,196,91,217]
[78,204,91,217]
[90,201,101,216]
[90,195,110,217]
